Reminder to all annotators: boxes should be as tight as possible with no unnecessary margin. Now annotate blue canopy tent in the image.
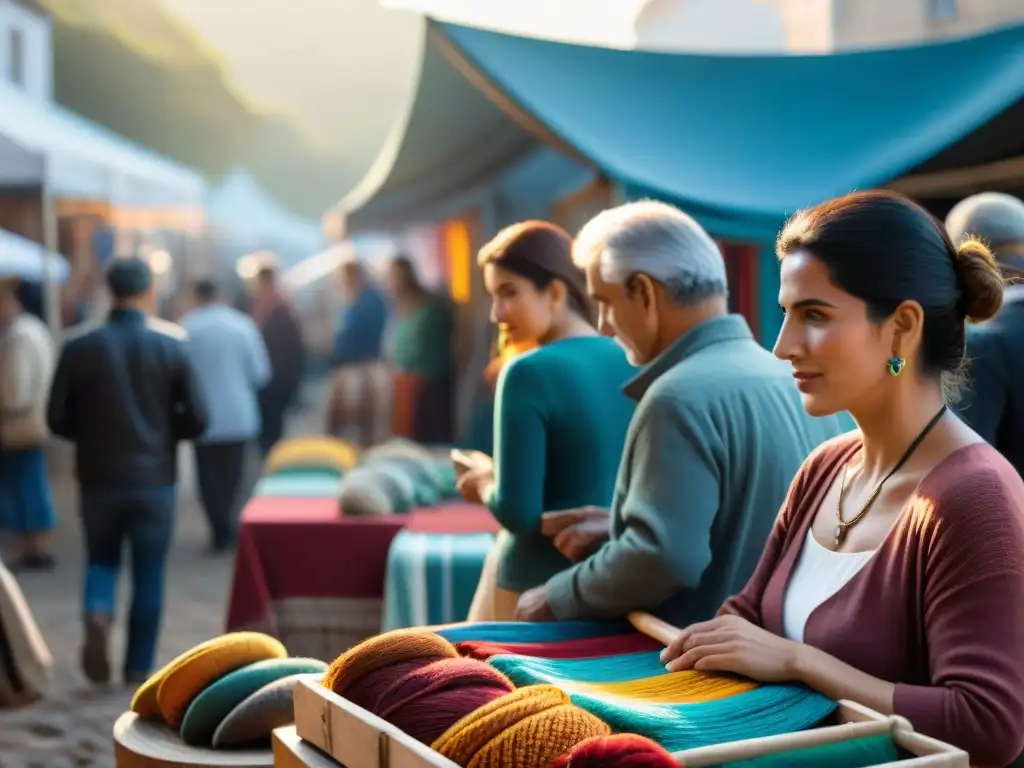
[432,21,1024,343]
[337,17,597,236]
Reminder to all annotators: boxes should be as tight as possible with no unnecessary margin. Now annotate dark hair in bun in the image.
[777,190,1006,398]
[953,238,1004,323]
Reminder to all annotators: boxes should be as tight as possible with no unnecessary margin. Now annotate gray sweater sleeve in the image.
[546,394,720,619]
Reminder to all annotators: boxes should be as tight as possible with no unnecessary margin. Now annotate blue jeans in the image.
[80,485,176,676]
[0,448,57,535]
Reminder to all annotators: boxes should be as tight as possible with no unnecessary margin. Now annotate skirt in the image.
[466,539,521,622]
[0,448,56,535]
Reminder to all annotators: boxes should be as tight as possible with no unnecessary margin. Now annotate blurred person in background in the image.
[516,201,848,625]
[0,278,57,571]
[47,257,209,686]
[387,255,455,444]
[250,264,306,456]
[182,279,270,553]
[325,258,390,446]
[455,221,636,622]
[946,191,1024,476]
[330,257,388,369]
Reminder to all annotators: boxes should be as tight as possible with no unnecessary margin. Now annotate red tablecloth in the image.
[404,506,500,535]
[226,497,495,659]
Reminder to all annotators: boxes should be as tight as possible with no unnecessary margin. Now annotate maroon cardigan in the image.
[720,434,1024,767]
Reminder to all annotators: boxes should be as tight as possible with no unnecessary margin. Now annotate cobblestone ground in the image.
[0,381,329,768]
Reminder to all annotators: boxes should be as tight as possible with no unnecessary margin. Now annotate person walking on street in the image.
[182,279,270,553]
[250,264,305,456]
[0,278,57,571]
[47,257,209,686]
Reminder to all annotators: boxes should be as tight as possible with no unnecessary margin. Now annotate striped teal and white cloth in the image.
[382,531,496,630]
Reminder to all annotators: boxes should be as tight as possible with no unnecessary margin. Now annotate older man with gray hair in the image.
[946,191,1024,475]
[515,200,848,626]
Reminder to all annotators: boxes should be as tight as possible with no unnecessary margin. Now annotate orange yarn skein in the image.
[432,685,611,768]
[323,629,459,710]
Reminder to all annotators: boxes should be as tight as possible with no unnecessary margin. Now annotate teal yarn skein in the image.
[436,620,632,644]
[713,733,900,768]
[488,650,666,685]
[570,685,837,752]
[180,657,328,746]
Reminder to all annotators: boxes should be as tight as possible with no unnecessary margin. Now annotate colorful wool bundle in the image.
[130,632,287,726]
[436,622,838,752]
[432,685,611,768]
[127,632,326,750]
[546,734,678,768]
[323,630,617,764]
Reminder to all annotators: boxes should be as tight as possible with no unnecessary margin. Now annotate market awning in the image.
[338,18,555,232]
[0,82,206,208]
[436,21,1024,237]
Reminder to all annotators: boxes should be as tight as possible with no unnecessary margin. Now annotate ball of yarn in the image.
[546,735,677,768]
[323,630,458,709]
[375,657,515,745]
[432,684,611,768]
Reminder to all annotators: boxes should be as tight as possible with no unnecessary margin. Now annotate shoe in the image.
[124,670,149,686]
[207,539,236,555]
[9,552,56,573]
[81,615,111,685]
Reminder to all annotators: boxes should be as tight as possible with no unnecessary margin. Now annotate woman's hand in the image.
[659,614,800,683]
[455,466,494,505]
[541,507,610,562]
[552,518,609,562]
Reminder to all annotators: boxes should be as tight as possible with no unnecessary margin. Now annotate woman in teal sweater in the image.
[456,220,636,621]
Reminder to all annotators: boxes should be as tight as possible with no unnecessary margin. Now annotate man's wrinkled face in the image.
[584,261,657,366]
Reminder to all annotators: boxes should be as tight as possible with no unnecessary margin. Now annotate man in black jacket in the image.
[947,191,1024,477]
[47,257,209,685]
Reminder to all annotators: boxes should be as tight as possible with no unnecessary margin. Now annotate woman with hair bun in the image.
[661,190,1024,767]
[456,221,635,621]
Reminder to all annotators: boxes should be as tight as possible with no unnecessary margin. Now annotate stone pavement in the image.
[0,381,330,768]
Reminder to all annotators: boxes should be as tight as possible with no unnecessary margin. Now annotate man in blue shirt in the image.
[182,279,271,552]
[330,258,388,368]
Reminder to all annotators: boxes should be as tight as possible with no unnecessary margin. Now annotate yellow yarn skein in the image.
[265,436,359,474]
[129,632,286,726]
[566,670,756,704]
[432,685,610,768]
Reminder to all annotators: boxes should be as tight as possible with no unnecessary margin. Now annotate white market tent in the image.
[206,168,324,260]
[0,81,206,208]
[0,226,69,283]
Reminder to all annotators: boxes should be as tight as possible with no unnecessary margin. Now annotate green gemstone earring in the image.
[887,357,906,377]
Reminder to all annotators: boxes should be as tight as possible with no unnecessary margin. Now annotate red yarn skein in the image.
[375,657,515,745]
[455,633,662,661]
[323,630,458,710]
[546,734,678,768]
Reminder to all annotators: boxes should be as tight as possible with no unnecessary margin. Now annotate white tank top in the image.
[781,529,875,643]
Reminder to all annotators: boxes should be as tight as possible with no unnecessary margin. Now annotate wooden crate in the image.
[281,678,968,768]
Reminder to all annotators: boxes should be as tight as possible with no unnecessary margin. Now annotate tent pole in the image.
[41,160,62,337]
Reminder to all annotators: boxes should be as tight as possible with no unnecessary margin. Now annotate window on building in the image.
[9,28,25,87]
[928,0,957,21]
